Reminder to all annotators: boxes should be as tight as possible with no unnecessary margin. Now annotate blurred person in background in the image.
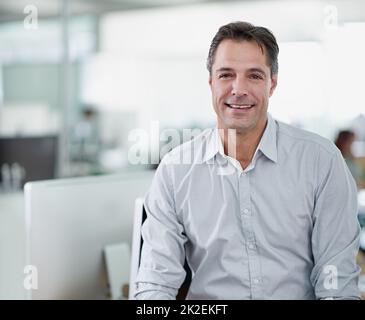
[72,106,100,164]
[335,130,365,189]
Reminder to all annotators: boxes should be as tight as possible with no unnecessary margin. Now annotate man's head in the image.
[207,21,279,134]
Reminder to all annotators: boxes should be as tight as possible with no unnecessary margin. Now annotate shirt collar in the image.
[257,113,278,163]
[203,113,278,164]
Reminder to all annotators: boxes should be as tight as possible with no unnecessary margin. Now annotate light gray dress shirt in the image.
[135,113,361,300]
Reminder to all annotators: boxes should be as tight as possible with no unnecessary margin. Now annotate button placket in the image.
[238,172,263,299]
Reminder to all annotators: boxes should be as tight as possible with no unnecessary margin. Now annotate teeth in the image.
[229,104,253,109]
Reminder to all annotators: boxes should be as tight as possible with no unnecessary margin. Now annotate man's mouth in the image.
[225,103,255,110]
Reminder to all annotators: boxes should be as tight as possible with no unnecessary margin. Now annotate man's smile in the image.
[224,103,255,110]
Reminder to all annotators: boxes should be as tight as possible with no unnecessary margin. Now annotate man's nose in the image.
[231,76,249,96]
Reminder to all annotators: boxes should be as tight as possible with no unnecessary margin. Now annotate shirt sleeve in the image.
[135,283,177,300]
[310,148,361,300]
[134,154,187,300]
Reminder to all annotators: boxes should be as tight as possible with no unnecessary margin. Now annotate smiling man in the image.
[134,21,361,300]
[208,37,277,169]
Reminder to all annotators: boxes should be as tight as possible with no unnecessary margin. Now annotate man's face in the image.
[209,39,277,134]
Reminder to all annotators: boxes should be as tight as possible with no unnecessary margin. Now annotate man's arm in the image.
[134,155,187,300]
[310,148,361,299]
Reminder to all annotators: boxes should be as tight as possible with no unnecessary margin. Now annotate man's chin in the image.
[222,120,255,133]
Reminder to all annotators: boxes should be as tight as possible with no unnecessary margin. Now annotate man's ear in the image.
[269,74,278,97]
[208,76,212,87]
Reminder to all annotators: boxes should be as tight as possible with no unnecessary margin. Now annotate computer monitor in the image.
[24,170,154,299]
[129,198,192,300]
[0,135,58,188]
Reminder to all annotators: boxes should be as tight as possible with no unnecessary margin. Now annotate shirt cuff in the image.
[134,282,177,300]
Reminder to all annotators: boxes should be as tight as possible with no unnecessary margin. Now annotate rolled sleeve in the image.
[310,148,361,299]
[135,283,177,300]
[134,154,187,299]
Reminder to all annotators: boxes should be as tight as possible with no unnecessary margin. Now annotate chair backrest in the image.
[128,197,146,300]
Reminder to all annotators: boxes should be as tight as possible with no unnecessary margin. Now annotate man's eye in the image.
[250,74,263,80]
[218,73,233,79]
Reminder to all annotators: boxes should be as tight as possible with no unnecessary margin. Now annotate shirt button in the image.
[242,208,250,215]
[248,242,255,250]
[253,278,261,284]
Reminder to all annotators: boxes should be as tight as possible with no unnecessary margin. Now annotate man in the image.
[134,21,361,299]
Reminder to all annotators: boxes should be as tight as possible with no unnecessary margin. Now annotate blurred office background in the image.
[1,0,365,299]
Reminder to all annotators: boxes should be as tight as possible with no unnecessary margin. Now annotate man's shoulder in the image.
[276,120,338,156]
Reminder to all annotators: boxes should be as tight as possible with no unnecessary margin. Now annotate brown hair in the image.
[335,130,355,157]
[207,21,279,76]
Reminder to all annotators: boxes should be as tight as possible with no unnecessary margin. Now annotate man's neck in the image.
[219,119,268,169]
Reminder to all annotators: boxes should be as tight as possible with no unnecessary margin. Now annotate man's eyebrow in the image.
[215,67,267,75]
[215,67,235,73]
[248,68,266,75]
